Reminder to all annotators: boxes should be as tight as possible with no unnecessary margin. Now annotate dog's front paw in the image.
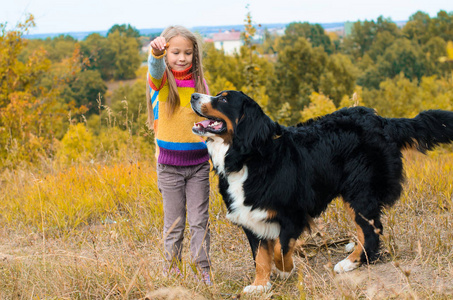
[242,282,272,293]
[334,258,361,273]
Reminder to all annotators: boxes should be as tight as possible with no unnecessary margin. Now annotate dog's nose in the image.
[192,93,200,100]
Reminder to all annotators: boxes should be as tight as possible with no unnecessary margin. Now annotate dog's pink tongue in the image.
[197,120,213,128]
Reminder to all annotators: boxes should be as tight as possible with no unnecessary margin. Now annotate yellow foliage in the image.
[204,72,236,95]
[242,85,269,107]
[447,41,453,60]
[0,161,161,233]
[326,31,339,41]
[300,92,337,122]
[338,87,365,108]
[56,123,94,164]
[439,41,453,63]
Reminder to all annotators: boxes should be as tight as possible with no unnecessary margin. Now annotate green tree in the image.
[43,34,78,61]
[110,78,147,134]
[69,70,107,115]
[261,28,279,55]
[80,33,114,80]
[320,53,357,105]
[363,74,420,117]
[363,74,453,118]
[342,16,399,59]
[269,36,328,121]
[402,11,431,44]
[81,30,141,80]
[358,38,427,89]
[403,10,453,45]
[107,24,140,39]
[203,43,245,93]
[430,10,453,42]
[107,30,141,80]
[367,31,397,61]
[423,37,449,77]
[280,22,333,54]
[342,20,377,58]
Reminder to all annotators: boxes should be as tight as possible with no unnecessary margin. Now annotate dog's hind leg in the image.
[273,237,296,278]
[334,201,383,273]
[242,227,273,293]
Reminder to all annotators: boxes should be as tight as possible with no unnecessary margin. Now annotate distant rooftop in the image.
[213,31,242,42]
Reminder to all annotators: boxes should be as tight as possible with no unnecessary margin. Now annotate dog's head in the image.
[191,90,277,154]
[191,90,247,140]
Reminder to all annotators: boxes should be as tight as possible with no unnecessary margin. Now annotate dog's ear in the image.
[224,92,277,173]
[236,96,275,153]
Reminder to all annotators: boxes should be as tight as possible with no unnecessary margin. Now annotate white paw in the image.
[334,258,360,273]
[345,242,356,252]
[243,282,272,293]
[272,265,293,279]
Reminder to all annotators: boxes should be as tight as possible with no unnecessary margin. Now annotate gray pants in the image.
[157,161,211,270]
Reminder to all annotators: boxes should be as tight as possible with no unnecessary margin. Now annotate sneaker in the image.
[200,270,212,286]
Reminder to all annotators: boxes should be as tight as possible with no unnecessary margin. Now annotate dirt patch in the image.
[333,261,453,298]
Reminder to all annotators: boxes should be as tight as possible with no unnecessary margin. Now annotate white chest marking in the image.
[206,137,229,175]
[207,136,280,240]
[224,166,280,239]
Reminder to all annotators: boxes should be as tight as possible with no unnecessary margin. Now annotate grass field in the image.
[0,149,452,299]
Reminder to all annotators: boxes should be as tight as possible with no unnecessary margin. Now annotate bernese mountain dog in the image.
[190,90,453,293]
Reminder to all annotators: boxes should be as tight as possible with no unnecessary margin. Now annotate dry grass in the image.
[0,149,452,299]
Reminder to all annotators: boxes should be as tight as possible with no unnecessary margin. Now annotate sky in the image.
[1,0,452,34]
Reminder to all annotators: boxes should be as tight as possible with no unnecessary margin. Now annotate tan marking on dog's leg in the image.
[334,202,364,273]
[344,202,365,263]
[252,240,274,287]
[267,210,277,220]
[273,238,296,274]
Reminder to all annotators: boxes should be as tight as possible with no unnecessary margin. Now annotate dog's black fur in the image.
[190,90,453,291]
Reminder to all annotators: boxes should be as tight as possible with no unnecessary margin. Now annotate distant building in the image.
[213,30,243,55]
[344,21,354,36]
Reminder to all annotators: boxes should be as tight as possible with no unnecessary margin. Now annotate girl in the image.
[146,25,212,285]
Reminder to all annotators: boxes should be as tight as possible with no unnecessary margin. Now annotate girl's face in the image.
[166,35,194,72]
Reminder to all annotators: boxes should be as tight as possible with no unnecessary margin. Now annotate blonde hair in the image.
[151,26,207,120]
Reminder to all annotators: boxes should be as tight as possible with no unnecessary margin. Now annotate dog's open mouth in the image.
[193,118,226,134]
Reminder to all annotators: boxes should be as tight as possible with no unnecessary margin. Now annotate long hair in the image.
[160,25,207,116]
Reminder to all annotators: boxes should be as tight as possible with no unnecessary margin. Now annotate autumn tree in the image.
[0,15,63,167]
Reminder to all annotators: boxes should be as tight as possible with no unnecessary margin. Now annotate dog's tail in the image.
[385,110,453,153]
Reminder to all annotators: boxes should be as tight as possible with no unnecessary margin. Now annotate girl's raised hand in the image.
[150,37,169,56]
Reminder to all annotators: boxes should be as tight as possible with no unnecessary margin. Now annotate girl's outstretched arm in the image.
[148,37,169,86]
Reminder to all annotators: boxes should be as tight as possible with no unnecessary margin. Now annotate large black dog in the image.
[190,90,453,293]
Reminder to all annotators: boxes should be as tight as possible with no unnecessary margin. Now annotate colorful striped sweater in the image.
[148,51,209,166]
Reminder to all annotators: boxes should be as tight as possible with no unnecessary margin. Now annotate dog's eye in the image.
[219,97,227,103]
